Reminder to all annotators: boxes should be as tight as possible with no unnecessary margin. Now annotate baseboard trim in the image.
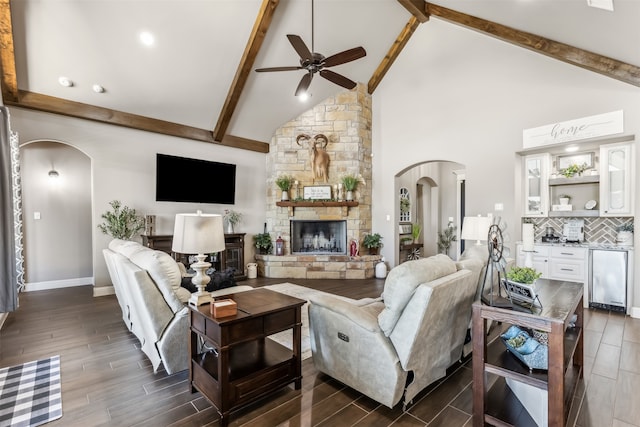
[24,277,94,292]
[631,306,640,319]
[93,286,115,297]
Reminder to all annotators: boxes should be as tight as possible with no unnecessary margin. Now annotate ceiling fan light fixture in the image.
[58,76,73,87]
[297,92,311,102]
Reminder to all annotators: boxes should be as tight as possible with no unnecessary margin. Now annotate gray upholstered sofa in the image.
[103,239,252,374]
[308,254,482,408]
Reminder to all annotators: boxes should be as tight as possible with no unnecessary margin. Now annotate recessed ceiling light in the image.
[565,145,580,152]
[92,84,105,93]
[58,76,73,87]
[139,31,155,46]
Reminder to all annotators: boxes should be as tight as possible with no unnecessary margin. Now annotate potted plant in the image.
[362,233,383,255]
[223,209,242,233]
[341,174,365,201]
[562,163,587,178]
[616,223,633,246]
[437,223,457,257]
[411,223,422,243]
[558,194,571,205]
[400,197,410,214]
[253,232,273,254]
[275,174,294,201]
[97,200,145,240]
[506,266,542,285]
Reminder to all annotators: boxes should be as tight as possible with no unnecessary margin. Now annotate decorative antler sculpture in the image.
[296,133,330,183]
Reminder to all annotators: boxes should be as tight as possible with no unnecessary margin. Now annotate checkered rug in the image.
[0,355,62,427]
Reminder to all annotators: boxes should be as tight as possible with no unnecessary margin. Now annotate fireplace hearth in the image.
[290,220,346,255]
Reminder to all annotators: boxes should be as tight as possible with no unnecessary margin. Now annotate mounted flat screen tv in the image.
[156,154,236,204]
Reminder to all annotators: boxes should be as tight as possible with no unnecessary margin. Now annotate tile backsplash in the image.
[524,217,633,243]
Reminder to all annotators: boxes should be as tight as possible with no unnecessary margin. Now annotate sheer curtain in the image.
[1,106,23,312]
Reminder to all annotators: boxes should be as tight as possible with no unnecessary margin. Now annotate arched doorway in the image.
[20,141,93,290]
[395,160,465,265]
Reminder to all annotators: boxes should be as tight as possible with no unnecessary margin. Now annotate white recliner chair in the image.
[308,254,482,408]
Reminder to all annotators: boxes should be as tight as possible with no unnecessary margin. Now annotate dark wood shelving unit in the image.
[472,279,584,427]
[276,200,359,217]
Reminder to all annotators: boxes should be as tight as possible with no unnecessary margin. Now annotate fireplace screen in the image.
[290,220,347,255]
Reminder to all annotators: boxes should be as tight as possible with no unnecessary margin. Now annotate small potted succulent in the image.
[616,223,633,246]
[558,194,571,205]
[362,233,383,255]
[275,174,295,201]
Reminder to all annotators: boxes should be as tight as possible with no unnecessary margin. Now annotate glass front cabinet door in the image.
[523,153,550,217]
[600,142,634,217]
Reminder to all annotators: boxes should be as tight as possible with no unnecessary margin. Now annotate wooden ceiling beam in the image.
[426,1,640,87]
[368,16,421,94]
[0,0,18,102]
[213,0,280,141]
[8,91,269,153]
[397,0,429,23]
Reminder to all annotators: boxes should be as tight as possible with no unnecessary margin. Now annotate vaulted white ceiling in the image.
[4,0,639,150]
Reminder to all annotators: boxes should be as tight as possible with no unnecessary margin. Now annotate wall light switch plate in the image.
[34,212,41,220]
[494,203,504,211]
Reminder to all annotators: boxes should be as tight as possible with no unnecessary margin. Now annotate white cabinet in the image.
[600,142,634,216]
[516,244,588,285]
[516,244,549,278]
[523,154,550,217]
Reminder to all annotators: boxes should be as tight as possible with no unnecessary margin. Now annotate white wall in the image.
[20,141,92,283]
[372,19,640,308]
[10,108,268,292]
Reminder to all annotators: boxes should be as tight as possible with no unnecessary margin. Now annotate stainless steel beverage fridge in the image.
[589,249,628,312]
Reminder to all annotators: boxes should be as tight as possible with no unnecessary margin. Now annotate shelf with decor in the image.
[276,200,359,217]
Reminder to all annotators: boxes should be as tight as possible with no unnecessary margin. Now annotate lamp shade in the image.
[461,216,492,243]
[172,212,225,254]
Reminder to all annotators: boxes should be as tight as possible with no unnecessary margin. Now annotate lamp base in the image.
[189,291,213,306]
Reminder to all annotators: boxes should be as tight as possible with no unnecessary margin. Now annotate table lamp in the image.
[172,211,226,306]
[461,215,492,246]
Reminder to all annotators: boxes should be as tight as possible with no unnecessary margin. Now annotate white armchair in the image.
[308,254,482,408]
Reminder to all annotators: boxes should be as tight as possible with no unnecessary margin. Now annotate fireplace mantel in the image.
[276,200,359,217]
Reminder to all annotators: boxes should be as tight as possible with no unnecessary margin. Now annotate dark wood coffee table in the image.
[188,288,306,427]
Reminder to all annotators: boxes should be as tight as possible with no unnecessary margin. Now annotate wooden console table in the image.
[189,288,306,427]
[472,279,584,426]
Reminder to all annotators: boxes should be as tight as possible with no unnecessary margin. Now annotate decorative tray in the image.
[500,325,548,371]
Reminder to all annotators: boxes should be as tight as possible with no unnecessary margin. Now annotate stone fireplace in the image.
[290,220,346,255]
[255,84,380,279]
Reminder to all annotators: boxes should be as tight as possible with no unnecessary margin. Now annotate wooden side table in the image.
[472,279,584,426]
[189,288,306,427]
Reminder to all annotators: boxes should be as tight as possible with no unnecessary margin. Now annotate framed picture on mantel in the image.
[303,185,332,200]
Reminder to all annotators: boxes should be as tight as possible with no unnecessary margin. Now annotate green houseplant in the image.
[341,174,365,201]
[97,200,145,240]
[362,233,383,255]
[411,223,422,243]
[562,163,587,178]
[506,266,542,284]
[275,174,294,201]
[224,209,242,233]
[253,233,273,254]
[437,224,457,257]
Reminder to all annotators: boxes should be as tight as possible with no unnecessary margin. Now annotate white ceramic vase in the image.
[281,190,289,201]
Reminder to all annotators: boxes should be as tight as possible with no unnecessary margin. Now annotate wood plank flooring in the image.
[1,278,638,426]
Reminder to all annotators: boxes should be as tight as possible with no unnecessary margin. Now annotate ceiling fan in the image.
[255,0,366,96]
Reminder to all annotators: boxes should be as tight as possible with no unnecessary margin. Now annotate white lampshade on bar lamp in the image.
[172,211,226,306]
[522,223,535,268]
[461,215,492,246]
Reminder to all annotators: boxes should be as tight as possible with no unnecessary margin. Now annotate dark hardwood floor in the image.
[1,278,639,426]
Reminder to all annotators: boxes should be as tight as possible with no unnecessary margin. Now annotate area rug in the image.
[264,283,354,361]
[0,355,62,427]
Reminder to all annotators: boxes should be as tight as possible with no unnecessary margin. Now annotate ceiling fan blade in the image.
[323,46,366,68]
[255,66,303,72]
[287,34,312,62]
[319,69,357,90]
[295,72,313,96]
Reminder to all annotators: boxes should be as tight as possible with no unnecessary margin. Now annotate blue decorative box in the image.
[500,325,548,371]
